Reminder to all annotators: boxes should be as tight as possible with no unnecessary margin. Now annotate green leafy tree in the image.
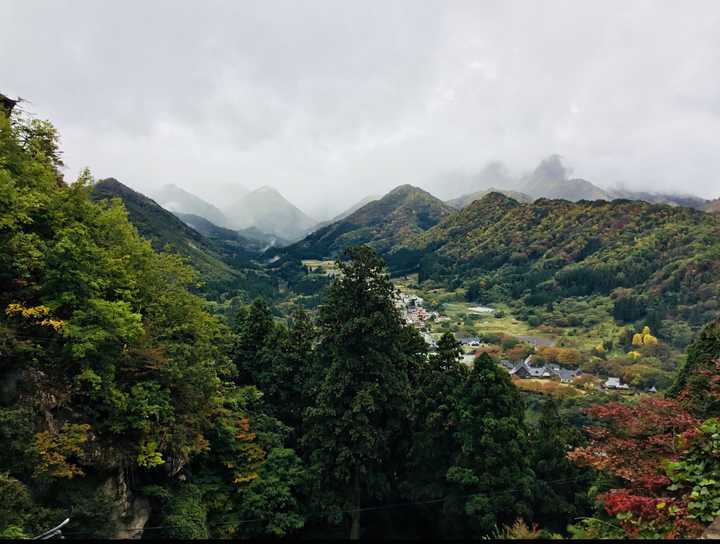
[0,107,304,538]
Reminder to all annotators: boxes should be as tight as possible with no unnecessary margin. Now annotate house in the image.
[556,368,581,383]
[509,356,548,379]
[508,357,581,383]
[456,335,481,346]
[604,377,630,390]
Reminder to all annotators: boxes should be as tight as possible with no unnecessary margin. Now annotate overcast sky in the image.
[4,0,720,218]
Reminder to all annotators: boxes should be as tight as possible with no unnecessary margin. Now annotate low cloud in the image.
[4,0,720,217]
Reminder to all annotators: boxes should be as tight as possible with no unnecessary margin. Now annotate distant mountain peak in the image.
[281,184,454,260]
[447,188,533,209]
[254,185,280,195]
[522,157,610,201]
[152,184,228,227]
[388,183,417,194]
[224,186,316,242]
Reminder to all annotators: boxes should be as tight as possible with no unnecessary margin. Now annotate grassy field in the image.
[392,274,678,397]
[302,259,339,276]
[393,275,558,345]
[392,275,637,353]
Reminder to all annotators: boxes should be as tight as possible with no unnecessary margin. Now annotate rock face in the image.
[102,470,151,539]
[702,516,720,539]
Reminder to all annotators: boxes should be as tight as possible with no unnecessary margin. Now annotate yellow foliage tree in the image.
[631,326,658,346]
[34,423,91,479]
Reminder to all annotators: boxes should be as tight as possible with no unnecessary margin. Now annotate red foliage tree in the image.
[569,397,703,538]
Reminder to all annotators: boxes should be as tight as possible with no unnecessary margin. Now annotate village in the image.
[395,290,639,394]
[303,260,641,395]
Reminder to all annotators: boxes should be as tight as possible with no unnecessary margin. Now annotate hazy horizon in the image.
[4,0,720,219]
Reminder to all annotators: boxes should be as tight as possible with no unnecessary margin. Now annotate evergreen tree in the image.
[406,332,468,501]
[232,301,317,434]
[445,353,534,537]
[529,399,592,533]
[302,246,426,539]
[670,318,720,417]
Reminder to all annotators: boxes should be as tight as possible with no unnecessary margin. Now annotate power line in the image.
[59,474,593,537]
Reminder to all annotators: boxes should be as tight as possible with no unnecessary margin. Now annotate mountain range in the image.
[91,176,720,335]
[427,155,715,211]
[153,183,320,243]
[392,192,720,329]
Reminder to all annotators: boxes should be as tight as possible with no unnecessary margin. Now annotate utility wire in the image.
[59,474,593,537]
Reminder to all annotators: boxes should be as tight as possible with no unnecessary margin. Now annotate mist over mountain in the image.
[520,155,610,201]
[312,195,380,231]
[192,181,249,211]
[91,178,245,294]
[224,186,317,242]
[153,184,229,227]
[174,212,289,251]
[608,188,709,210]
[427,155,714,209]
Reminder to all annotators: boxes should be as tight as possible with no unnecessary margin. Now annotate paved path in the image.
[517,335,556,347]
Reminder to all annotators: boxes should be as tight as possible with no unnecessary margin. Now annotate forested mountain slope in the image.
[175,212,286,251]
[92,179,274,298]
[446,187,533,209]
[0,112,300,538]
[283,184,454,260]
[398,192,720,331]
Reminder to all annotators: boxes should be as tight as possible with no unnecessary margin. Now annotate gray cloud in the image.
[4,0,720,218]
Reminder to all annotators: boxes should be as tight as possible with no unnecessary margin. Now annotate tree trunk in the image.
[350,469,361,540]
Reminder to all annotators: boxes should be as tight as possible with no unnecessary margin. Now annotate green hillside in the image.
[175,212,283,252]
[92,179,275,298]
[283,184,454,261]
[396,192,720,338]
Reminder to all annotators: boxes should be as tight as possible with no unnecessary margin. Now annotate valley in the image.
[5,1,720,538]
[89,173,719,397]
[2,95,720,540]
